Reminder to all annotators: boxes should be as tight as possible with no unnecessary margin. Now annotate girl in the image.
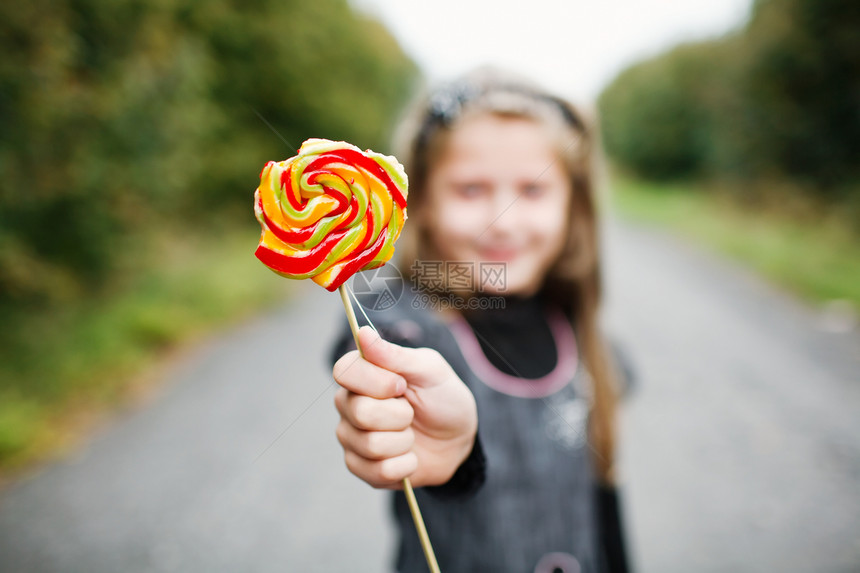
[331,68,631,573]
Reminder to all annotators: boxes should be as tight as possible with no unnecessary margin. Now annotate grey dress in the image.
[331,283,601,573]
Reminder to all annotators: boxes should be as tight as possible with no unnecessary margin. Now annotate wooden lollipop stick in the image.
[338,285,441,573]
[400,477,440,573]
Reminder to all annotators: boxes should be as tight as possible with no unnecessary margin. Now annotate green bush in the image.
[598,41,730,180]
[0,0,418,309]
[0,0,418,470]
[736,0,860,195]
[598,0,860,205]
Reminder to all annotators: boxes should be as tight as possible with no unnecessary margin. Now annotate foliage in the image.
[0,0,417,471]
[598,0,860,206]
[598,41,730,180]
[0,0,418,308]
[737,0,860,195]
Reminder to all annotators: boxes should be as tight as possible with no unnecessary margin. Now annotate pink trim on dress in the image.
[447,309,578,399]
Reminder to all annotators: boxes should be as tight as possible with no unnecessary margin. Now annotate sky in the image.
[351,0,754,104]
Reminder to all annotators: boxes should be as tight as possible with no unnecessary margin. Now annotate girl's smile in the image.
[424,114,572,296]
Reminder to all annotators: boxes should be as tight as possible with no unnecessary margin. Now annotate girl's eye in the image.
[521,183,546,198]
[453,183,486,199]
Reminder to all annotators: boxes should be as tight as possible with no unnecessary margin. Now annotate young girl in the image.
[330,68,631,573]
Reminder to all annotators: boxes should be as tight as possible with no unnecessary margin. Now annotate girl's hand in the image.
[332,326,478,489]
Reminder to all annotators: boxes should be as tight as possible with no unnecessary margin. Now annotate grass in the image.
[0,224,289,478]
[607,174,860,309]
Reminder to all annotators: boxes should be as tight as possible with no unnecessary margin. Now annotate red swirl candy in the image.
[254,138,408,291]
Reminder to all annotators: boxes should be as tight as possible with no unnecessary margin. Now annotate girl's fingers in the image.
[335,420,415,461]
[334,387,414,431]
[343,449,418,488]
[332,350,407,399]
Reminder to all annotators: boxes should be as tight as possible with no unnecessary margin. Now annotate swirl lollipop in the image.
[254,138,407,291]
[252,139,439,573]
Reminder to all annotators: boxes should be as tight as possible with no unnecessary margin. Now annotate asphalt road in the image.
[1,220,858,573]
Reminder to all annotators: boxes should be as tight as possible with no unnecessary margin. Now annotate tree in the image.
[0,0,418,307]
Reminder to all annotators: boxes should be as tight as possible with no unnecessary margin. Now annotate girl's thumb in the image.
[356,326,411,374]
[357,326,458,390]
[357,325,445,386]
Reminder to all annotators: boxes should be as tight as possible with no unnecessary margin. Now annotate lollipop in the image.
[252,139,439,573]
[254,138,407,291]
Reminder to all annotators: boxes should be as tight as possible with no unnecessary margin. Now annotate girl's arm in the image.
[332,326,478,489]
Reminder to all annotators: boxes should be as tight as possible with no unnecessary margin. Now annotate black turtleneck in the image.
[462,295,558,379]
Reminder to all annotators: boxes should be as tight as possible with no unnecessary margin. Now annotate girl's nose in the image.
[485,188,520,236]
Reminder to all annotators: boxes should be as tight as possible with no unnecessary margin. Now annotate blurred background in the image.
[0,0,858,571]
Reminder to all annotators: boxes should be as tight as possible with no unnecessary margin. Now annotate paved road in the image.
[603,221,860,573]
[1,221,858,572]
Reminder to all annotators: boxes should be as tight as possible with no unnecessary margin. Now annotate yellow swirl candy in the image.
[254,138,408,291]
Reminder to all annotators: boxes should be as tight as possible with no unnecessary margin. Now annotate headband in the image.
[417,80,586,151]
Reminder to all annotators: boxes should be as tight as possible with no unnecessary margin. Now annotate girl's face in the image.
[424,114,572,297]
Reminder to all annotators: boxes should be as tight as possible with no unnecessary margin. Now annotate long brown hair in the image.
[393,68,619,484]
